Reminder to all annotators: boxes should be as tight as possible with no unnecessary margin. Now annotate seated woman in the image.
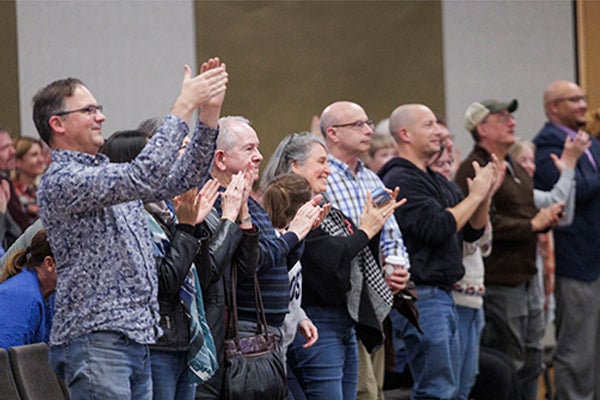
[0,229,55,349]
[261,132,407,400]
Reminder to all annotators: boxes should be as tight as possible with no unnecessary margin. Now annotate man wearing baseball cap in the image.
[455,99,562,400]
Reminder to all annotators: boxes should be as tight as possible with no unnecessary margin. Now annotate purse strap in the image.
[227,267,270,341]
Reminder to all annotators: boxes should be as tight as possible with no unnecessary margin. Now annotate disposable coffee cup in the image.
[384,255,408,276]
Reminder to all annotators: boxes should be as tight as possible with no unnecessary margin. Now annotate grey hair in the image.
[260,132,327,189]
[217,116,251,152]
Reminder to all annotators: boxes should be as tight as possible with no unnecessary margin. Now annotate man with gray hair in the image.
[456,98,563,400]
[198,115,321,399]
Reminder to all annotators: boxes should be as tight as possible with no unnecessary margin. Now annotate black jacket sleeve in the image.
[156,226,202,295]
[301,224,370,307]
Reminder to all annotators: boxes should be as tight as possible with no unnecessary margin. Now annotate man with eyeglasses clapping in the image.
[533,81,600,400]
[32,59,228,399]
[320,101,411,400]
[455,98,564,400]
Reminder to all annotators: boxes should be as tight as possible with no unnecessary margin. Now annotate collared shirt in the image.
[38,114,218,345]
[326,154,410,266]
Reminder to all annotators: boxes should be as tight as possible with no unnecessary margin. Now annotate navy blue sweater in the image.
[534,122,600,282]
[236,197,303,326]
[379,157,482,287]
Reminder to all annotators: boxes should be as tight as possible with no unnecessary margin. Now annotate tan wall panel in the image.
[577,0,600,110]
[195,1,444,162]
[0,0,20,137]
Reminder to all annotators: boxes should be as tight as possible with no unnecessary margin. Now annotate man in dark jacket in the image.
[196,116,319,399]
[380,103,496,399]
[456,98,563,400]
[533,80,599,400]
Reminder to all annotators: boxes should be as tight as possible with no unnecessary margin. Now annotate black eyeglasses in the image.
[55,104,104,117]
[554,96,588,104]
[331,120,375,130]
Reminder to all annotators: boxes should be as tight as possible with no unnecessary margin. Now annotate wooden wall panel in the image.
[0,1,20,137]
[577,0,600,110]
[195,1,444,162]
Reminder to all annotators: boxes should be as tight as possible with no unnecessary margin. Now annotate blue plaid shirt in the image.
[326,154,410,266]
[38,115,218,345]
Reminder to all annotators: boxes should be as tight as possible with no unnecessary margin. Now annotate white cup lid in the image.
[386,255,407,265]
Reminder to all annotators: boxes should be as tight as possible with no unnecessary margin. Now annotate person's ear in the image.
[476,124,487,140]
[325,127,338,143]
[290,160,300,174]
[396,128,410,143]
[213,149,227,172]
[48,115,66,135]
[43,256,55,272]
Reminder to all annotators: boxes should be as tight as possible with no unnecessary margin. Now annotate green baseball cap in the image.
[464,99,518,132]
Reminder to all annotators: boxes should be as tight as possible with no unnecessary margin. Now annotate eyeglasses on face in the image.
[331,120,375,130]
[553,95,588,104]
[55,104,103,117]
[483,112,514,124]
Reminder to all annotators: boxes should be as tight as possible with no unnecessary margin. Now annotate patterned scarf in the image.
[320,208,393,326]
[145,209,217,383]
[180,265,218,383]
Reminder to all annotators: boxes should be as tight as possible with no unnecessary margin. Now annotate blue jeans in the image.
[390,286,460,400]
[150,350,195,400]
[287,306,358,400]
[455,306,484,400]
[49,331,152,400]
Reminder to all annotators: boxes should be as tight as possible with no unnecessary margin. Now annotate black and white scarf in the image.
[320,208,393,339]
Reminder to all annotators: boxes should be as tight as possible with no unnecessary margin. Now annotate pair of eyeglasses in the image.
[331,120,375,130]
[55,104,104,117]
[484,112,514,124]
[554,96,588,104]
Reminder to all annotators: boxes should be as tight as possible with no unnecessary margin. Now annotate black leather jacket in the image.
[148,204,208,352]
[195,208,259,397]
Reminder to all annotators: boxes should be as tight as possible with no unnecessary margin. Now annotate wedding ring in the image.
[382,211,387,217]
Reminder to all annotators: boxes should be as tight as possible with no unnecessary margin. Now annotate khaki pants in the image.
[356,338,385,400]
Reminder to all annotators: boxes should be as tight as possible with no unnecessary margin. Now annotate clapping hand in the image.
[173,179,220,225]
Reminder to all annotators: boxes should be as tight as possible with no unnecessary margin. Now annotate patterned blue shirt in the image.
[326,154,410,266]
[38,114,218,345]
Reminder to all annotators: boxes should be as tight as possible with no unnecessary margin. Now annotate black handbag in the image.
[224,269,287,400]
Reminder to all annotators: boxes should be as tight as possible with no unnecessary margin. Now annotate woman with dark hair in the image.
[262,132,406,400]
[0,229,55,349]
[101,129,257,400]
[101,130,220,399]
